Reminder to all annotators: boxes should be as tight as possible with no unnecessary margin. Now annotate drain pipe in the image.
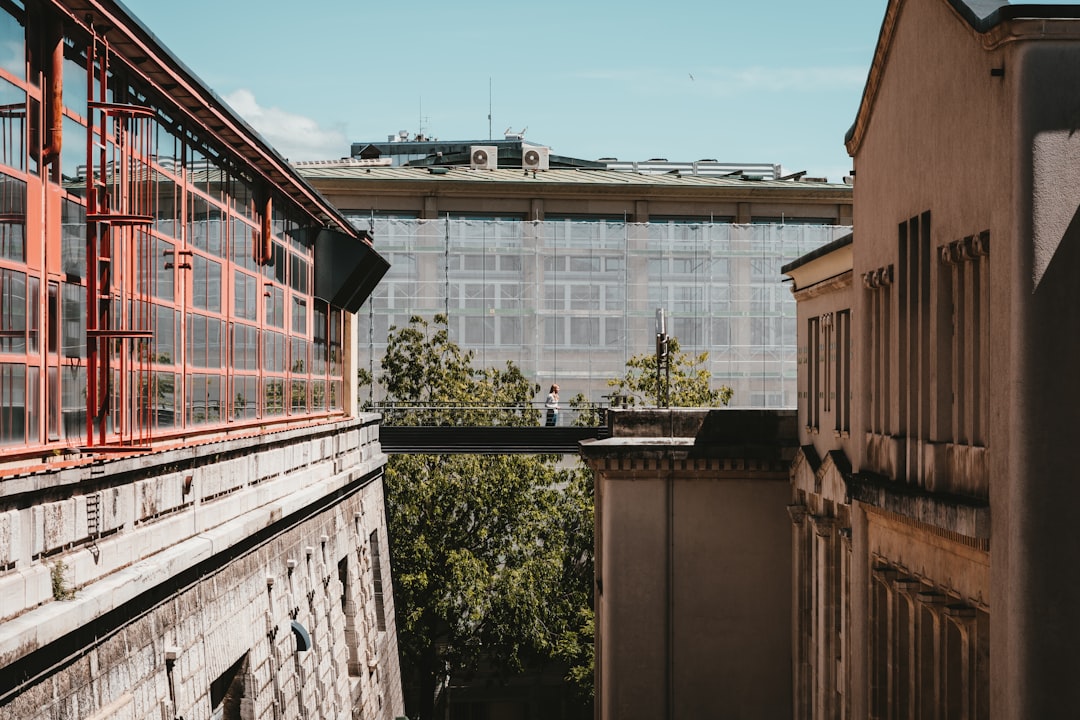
[42,12,63,165]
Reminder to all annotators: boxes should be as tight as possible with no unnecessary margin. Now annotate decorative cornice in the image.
[862,264,894,290]
[853,472,990,545]
[791,270,853,302]
[939,231,990,265]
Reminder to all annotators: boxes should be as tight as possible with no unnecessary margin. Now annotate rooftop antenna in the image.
[418,98,429,139]
[488,77,492,140]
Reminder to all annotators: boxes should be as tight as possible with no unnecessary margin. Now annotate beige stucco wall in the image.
[847,1,1080,716]
[850,0,1013,480]
[584,410,796,720]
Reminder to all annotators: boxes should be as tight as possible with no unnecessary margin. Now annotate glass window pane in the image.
[0,76,25,172]
[0,7,25,80]
[0,362,26,446]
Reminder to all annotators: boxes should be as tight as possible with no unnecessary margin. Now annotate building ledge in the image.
[848,472,990,540]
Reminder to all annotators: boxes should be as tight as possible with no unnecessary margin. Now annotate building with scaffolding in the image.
[299,159,853,409]
[0,2,402,719]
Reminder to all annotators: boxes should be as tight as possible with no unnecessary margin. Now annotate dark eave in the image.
[781,233,854,275]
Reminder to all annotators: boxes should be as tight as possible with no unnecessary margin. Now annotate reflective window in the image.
[263,378,284,416]
[0,5,23,80]
[152,371,177,428]
[0,266,24,352]
[233,270,257,320]
[154,176,179,237]
[289,253,308,293]
[230,323,258,371]
[191,254,221,312]
[0,75,25,172]
[61,51,87,117]
[26,274,36,353]
[60,116,85,194]
[263,330,285,373]
[291,296,306,335]
[0,362,25,446]
[153,237,175,301]
[188,194,223,256]
[310,379,326,411]
[61,282,84,358]
[290,380,306,414]
[265,286,284,328]
[290,338,307,373]
[187,373,222,425]
[60,363,85,441]
[231,218,257,271]
[233,375,257,420]
[153,304,176,363]
[263,241,285,283]
[186,313,222,369]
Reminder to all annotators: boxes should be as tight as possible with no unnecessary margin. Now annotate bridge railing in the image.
[367,401,610,428]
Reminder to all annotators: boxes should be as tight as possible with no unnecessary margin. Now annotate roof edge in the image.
[847,1,1080,154]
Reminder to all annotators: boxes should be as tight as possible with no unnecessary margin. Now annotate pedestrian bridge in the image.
[372,403,614,454]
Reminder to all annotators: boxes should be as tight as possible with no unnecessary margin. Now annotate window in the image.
[864,265,893,436]
[370,530,386,631]
[0,267,26,353]
[191,255,221,312]
[938,231,989,447]
[0,172,25,261]
[807,316,821,431]
[339,556,362,676]
[899,212,932,482]
[835,309,851,435]
[233,271,257,320]
[209,653,248,720]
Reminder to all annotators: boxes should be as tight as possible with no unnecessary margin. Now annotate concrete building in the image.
[784,0,1080,716]
[580,409,798,720]
[0,2,402,719]
[298,159,853,408]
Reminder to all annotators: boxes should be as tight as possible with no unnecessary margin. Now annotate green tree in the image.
[365,315,592,720]
[604,336,733,408]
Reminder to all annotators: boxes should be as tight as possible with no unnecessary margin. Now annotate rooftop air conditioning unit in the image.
[521,145,550,171]
[470,145,497,170]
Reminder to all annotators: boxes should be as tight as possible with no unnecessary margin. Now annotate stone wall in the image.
[0,417,403,720]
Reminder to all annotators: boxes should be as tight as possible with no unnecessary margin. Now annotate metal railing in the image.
[368,401,609,428]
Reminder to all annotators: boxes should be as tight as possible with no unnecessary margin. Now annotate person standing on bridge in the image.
[545,384,560,427]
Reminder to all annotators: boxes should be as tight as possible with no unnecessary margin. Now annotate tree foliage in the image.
[363,315,593,720]
[604,336,733,408]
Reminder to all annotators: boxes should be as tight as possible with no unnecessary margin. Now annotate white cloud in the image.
[224,89,347,162]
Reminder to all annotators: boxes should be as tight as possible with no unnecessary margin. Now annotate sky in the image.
[118,0,900,183]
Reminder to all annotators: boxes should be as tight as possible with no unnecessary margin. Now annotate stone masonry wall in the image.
[0,417,403,720]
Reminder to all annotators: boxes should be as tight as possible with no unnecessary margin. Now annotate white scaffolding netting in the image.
[353,217,848,409]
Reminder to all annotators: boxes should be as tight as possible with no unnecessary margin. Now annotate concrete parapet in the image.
[0,414,402,720]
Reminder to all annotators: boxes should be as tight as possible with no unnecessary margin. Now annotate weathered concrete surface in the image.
[0,416,404,720]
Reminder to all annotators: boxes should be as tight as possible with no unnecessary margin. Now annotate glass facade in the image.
[0,2,350,450]
[353,217,848,408]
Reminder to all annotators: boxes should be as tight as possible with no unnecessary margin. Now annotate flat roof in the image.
[295,163,851,193]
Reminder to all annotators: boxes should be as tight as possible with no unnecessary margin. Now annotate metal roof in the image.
[294,163,850,192]
[60,0,358,237]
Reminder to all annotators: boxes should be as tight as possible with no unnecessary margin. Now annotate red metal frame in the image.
[84,31,155,448]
